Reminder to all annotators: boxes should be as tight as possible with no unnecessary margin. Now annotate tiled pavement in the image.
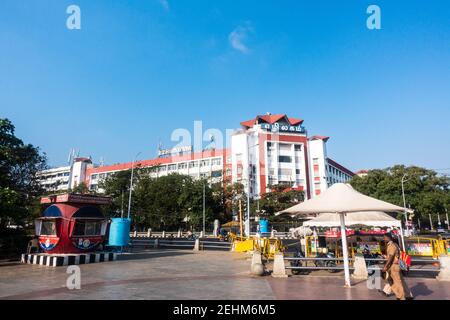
[0,250,448,300]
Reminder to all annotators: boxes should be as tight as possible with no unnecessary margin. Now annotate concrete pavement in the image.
[0,250,448,300]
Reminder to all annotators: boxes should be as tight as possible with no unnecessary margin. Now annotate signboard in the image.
[325,229,355,238]
[158,145,192,157]
[261,123,306,134]
[407,242,433,257]
[41,194,111,205]
[356,242,382,254]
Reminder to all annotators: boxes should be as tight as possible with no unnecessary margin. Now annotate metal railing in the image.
[283,256,440,273]
[130,238,232,251]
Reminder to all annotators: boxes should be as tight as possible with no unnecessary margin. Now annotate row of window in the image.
[39,172,70,180]
[90,158,223,181]
[267,142,303,152]
[327,165,351,180]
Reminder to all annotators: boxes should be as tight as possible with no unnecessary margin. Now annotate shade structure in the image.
[303,211,401,228]
[278,183,411,287]
[279,183,413,216]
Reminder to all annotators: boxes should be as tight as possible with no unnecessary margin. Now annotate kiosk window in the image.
[73,220,102,236]
[40,221,57,236]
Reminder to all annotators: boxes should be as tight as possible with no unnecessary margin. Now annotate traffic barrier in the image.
[352,255,368,280]
[250,251,264,276]
[272,253,288,278]
[154,239,159,249]
[437,255,450,282]
[147,228,152,237]
[193,239,200,251]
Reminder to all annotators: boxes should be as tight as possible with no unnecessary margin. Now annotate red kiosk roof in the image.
[40,194,111,205]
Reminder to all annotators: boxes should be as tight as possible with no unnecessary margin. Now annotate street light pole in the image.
[401,174,409,236]
[246,138,259,237]
[203,182,206,235]
[446,208,449,230]
[127,152,142,220]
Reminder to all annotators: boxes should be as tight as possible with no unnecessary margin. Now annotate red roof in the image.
[240,114,304,128]
[327,158,355,177]
[86,148,230,176]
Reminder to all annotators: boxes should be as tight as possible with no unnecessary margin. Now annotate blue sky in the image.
[1,0,449,172]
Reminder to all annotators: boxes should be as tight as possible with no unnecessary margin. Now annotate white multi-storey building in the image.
[37,157,93,192]
[38,113,354,199]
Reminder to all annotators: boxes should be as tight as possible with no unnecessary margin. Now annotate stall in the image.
[303,211,403,257]
[277,183,412,287]
[36,193,111,254]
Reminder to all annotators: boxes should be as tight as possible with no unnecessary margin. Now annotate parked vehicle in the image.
[290,248,337,274]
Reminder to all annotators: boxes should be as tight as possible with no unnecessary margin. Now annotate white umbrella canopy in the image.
[303,211,401,228]
[278,183,411,288]
[278,183,413,216]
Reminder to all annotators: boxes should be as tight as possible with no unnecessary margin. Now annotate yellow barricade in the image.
[406,237,447,259]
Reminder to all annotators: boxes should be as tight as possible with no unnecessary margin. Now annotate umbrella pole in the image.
[339,213,351,288]
[399,225,406,251]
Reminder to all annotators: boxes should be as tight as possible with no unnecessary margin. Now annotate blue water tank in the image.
[259,219,269,233]
[108,218,131,246]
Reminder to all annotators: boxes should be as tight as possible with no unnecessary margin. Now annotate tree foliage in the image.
[259,184,305,222]
[101,170,221,231]
[0,118,47,229]
[350,165,450,227]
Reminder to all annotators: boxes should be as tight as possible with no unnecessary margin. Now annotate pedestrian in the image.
[381,232,414,300]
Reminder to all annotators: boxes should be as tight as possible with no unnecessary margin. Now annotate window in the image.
[313,158,319,165]
[159,166,167,172]
[279,143,291,151]
[40,221,57,236]
[91,174,98,180]
[189,161,198,168]
[278,155,292,163]
[73,220,103,236]
[168,164,177,171]
[278,168,292,176]
[236,154,243,162]
[296,169,301,175]
[211,170,222,178]
[211,158,222,166]
[294,145,302,151]
[178,163,187,169]
[99,173,106,179]
[64,172,70,177]
[200,160,210,167]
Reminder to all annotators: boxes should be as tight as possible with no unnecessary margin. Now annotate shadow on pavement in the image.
[117,250,193,261]
[410,282,434,298]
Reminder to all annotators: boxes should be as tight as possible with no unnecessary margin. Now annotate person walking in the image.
[382,232,414,300]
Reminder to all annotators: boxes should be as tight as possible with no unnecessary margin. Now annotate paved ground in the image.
[0,250,448,300]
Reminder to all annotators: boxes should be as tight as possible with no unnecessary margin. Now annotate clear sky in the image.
[1,0,449,172]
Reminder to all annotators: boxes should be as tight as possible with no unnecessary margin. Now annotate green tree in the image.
[259,184,305,222]
[350,165,450,227]
[0,118,47,229]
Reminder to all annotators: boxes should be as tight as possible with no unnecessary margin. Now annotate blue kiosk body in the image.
[108,218,131,247]
[259,219,269,233]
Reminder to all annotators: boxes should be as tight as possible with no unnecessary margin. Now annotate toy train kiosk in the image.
[36,194,111,254]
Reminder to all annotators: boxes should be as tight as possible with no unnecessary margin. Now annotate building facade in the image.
[38,114,354,199]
